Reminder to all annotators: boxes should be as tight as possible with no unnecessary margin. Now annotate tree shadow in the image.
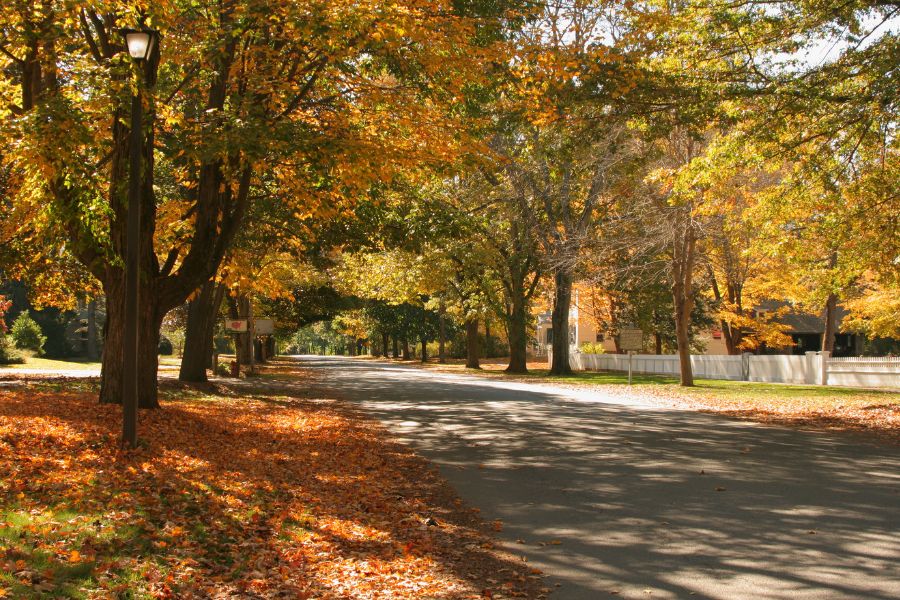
[304,355,900,600]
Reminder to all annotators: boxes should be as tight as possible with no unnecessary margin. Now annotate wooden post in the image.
[628,350,634,385]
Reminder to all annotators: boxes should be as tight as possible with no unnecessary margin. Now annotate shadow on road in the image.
[302,355,900,600]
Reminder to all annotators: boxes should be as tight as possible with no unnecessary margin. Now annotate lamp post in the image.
[120,27,157,448]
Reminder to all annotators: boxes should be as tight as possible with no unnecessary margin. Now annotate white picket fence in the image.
[551,348,900,390]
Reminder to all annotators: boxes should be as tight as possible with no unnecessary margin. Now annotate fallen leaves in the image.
[0,368,546,599]
[637,385,900,443]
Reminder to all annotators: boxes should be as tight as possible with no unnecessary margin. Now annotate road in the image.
[303,355,899,600]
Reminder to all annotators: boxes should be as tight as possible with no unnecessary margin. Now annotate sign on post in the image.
[619,328,643,352]
[225,319,248,333]
[619,328,642,385]
[254,318,274,336]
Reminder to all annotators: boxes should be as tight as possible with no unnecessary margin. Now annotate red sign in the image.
[225,319,248,333]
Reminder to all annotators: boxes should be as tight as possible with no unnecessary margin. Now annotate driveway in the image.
[303,355,899,600]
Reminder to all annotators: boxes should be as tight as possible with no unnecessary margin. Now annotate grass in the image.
[0,356,182,371]
[0,506,152,599]
[517,369,897,401]
[0,356,101,371]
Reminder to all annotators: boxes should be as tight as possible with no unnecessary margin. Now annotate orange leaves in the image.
[0,372,542,598]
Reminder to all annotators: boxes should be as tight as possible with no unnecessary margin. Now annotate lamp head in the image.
[121,28,157,61]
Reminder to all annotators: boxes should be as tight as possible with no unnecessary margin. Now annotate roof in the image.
[757,300,849,334]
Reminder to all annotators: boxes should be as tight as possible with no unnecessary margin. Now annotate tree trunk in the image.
[823,293,837,353]
[402,337,411,360]
[254,337,266,363]
[550,269,573,375]
[180,280,225,382]
[724,281,744,354]
[506,293,529,373]
[392,336,399,359]
[672,230,697,387]
[229,295,253,366]
[438,302,447,364]
[420,338,428,363]
[709,269,738,355]
[654,332,662,355]
[465,318,480,369]
[380,331,388,357]
[674,291,693,387]
[99,276,163,408]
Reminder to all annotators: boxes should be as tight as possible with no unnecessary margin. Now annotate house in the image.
[535,287,865,357]
[752,301,863,357]
[534,288,609,353]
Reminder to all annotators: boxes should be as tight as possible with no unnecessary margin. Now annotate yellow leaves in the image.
[68,550,82,563]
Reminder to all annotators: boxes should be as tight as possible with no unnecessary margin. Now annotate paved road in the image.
[303,355,899,600]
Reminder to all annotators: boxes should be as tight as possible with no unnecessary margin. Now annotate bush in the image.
[34,308,75,358]
[11,311,46,355]
[158,336,174,356]
[579,341,606,355]
[0,335,25,365]
[214,335,233,354]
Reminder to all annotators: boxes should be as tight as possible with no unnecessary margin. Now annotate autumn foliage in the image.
[0,367,542,599]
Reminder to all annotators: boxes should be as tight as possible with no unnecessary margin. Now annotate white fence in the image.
[748,354,821,385]
[573,352,746,381]
[827,357,900,389]
[551,348,900,390]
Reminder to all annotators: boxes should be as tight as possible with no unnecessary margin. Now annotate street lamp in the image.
[123,29,157,60]
[120,26,158,448]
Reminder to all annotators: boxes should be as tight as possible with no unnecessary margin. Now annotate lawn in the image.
[0,357,182,372]
[0,368,543,599]
[0,357,101,371]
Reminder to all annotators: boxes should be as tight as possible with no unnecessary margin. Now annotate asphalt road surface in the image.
[302,355,899,600]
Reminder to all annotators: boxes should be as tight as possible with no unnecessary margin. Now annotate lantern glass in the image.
[124,31,154,60]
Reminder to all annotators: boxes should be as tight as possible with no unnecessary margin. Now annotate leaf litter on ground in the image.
[0,361,546,599]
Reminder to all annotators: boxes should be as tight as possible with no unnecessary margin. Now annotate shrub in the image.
[0,335,25,365]
[158,336,174,356]
[580,341,606,355]
[11,311,46,355]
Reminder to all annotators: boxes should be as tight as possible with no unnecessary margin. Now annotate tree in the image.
[498,0,650,375]
[452,155,544,372]
[0,0,511,408]
[655,0,899,354]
